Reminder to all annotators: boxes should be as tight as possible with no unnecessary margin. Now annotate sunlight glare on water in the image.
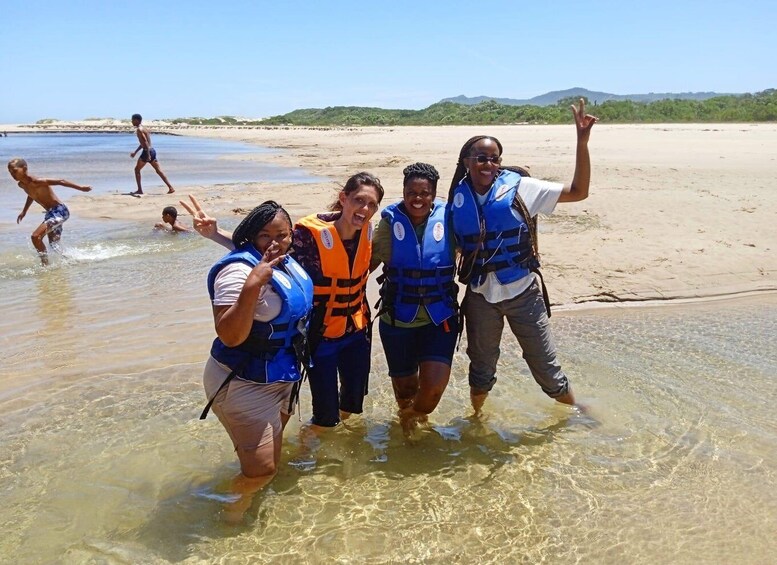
[1,248,775,564]
[1,133,775,564]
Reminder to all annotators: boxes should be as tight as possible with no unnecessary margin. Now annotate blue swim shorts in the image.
[378,316,458,378]
[140,148,157,162]
[44,203,70,237]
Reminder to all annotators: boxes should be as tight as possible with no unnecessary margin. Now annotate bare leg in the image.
[470,387,489,417]
[554,389,576,406]
[48,231,63,255]
[31,223,49,265]
[399,361,450,434]
[132,160,146,195]
[391,374,419,411]
[222,473,274,525]
[553,387,594,419]
[151,161,175,193]
[223,430,282,524]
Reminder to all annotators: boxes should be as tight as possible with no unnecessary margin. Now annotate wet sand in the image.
[7,121,773,305]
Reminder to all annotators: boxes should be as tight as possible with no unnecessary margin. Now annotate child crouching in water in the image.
[8,158,92,265]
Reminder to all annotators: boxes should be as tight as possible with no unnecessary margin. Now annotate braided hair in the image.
[446,135,504,201]
[402,162,440,192]
[231,200,292,248]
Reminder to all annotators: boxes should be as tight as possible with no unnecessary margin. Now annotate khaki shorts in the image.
[203,356,297,450]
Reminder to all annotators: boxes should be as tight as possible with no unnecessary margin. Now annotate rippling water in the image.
[0,226,774,563]
[1,135,775,564]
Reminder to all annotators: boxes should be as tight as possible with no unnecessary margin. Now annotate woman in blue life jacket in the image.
[371,163,459,434]
[182,172,384,436]
[201,200,313,522]
[447,99,596,416]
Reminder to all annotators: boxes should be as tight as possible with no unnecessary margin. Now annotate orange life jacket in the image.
[296,214,372,339]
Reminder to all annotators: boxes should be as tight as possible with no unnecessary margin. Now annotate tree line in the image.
[172,89,776,126]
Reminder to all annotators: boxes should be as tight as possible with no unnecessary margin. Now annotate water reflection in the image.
[1,298,776,563]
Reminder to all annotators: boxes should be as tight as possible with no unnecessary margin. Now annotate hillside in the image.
[441,88,735,107]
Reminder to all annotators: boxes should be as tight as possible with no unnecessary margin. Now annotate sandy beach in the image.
[2,122,776,563]
[7,121,774,306]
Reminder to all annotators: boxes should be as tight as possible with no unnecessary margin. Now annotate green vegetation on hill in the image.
[257,89,776,126]
[170,116,256,125]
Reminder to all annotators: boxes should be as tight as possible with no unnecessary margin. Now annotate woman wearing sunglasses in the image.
[446,99,596,415]
[371,163,459,435]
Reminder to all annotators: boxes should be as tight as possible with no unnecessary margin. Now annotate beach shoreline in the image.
[3,122,775,307]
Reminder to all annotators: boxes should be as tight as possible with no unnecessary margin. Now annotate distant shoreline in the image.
[3,122,775,308]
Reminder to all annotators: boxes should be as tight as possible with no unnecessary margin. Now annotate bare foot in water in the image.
[470,390,489,418]
[399,407,428,437]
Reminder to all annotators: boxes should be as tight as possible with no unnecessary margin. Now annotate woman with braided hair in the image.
[182,171,384,436]
[447,99,596,415]
[371,162,459,434]
[191,199,313,522]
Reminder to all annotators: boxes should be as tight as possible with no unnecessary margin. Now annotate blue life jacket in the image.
[206,245,314,384]
[449,170,538,287]
[380,200,458,325]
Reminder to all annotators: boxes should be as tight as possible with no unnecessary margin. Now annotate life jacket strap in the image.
[200,368,239,420]
[384,266,456,279]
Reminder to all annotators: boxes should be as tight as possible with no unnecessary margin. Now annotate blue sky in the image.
[2,0,774,122]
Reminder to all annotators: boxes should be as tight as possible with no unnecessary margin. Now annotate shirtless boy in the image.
[129,113,175,196]
[154,205,192,233]
[9,158,92,265]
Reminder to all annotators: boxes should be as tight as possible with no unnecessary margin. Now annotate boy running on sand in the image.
[8,157,92,265]
[129,113,175,196]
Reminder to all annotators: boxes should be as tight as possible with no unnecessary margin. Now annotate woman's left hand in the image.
[571,98,597,142]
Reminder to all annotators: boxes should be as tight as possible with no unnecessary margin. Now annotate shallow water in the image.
[0,224,775,563]
[0,133,318,223]
[2,133,776,564]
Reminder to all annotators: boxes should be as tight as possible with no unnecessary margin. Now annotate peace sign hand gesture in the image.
[179,194,218,239]
[571,98,597,143]
[247,241,286,288]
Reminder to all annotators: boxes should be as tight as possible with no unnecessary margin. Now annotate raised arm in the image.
[559,98,597,203]
[49,178,92,192]
[179,194,235,250]
[213,242,285,346]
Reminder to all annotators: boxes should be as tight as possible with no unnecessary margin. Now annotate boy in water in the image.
[154,205,191,233]
[9,157,92,265]
[129,113,175,196]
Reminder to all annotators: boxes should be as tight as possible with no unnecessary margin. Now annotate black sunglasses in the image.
[470,154,502,164]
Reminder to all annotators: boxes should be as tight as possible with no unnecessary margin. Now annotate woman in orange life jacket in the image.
[292,172,384,432]
[370,163,459,434]
[182,172,384,433]
[446,99,596,416]
[200,200,313,523]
